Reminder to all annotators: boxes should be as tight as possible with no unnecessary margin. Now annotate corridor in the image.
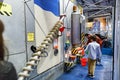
[57,54,113,80]
[1,0,120,80]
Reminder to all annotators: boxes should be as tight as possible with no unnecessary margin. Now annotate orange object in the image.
[81,58,87,66]
[54,45,58,49]
[81,49,85,55]
[76,47,82,50]
[73,5,77,12]
[53,39,58,49]
[76,47,85,55]
[70,55,76,61]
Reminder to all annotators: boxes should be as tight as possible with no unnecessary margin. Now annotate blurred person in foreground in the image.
[85,35,102,78]
[0,20,17,80]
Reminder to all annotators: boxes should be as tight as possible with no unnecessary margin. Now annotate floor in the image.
[56,55,113,80]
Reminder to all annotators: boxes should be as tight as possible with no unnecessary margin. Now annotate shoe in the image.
[89,75,95,78]
[87,74,92,77]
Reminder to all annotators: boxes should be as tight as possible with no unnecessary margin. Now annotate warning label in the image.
[0,2,12,16]
[27,32,35,42]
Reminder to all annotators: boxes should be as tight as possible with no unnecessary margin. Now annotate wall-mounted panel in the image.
[0,0,35,72]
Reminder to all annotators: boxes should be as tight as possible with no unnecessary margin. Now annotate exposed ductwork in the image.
[77,0,114,16]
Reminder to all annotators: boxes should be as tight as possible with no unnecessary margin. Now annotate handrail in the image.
[18,15,65,80]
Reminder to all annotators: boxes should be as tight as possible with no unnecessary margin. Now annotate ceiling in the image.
[76,0,115,18]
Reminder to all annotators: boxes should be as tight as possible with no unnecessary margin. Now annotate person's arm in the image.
[84,44,89,54]
[97,46,102,59]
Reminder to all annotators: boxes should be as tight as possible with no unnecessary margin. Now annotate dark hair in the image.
[95,34,106,40]
[85,33,89,36]
[0,20,5,60]
[90,35,96,41]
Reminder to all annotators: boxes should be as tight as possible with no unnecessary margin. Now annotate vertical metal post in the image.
[24,0,29,62]
[112,6,115,80]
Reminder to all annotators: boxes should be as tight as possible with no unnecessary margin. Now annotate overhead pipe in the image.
[18,15,65,80]
[87,13,111,18]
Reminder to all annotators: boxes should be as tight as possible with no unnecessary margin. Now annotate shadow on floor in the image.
[56,55,113,80]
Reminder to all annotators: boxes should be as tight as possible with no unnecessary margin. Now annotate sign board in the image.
[27,32,34,42]
[0,2,12,16]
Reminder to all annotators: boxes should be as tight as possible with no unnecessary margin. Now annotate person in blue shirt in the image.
[85,35,102,78]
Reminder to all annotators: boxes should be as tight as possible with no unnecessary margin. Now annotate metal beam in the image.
[86,6,111,18]
[87,13,111,18]
[94,0,104,5]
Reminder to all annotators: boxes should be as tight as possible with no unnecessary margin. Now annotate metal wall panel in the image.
[0,0,35,72]
[24,0,35,60]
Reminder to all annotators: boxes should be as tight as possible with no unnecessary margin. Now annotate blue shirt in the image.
[85,41,102,60]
